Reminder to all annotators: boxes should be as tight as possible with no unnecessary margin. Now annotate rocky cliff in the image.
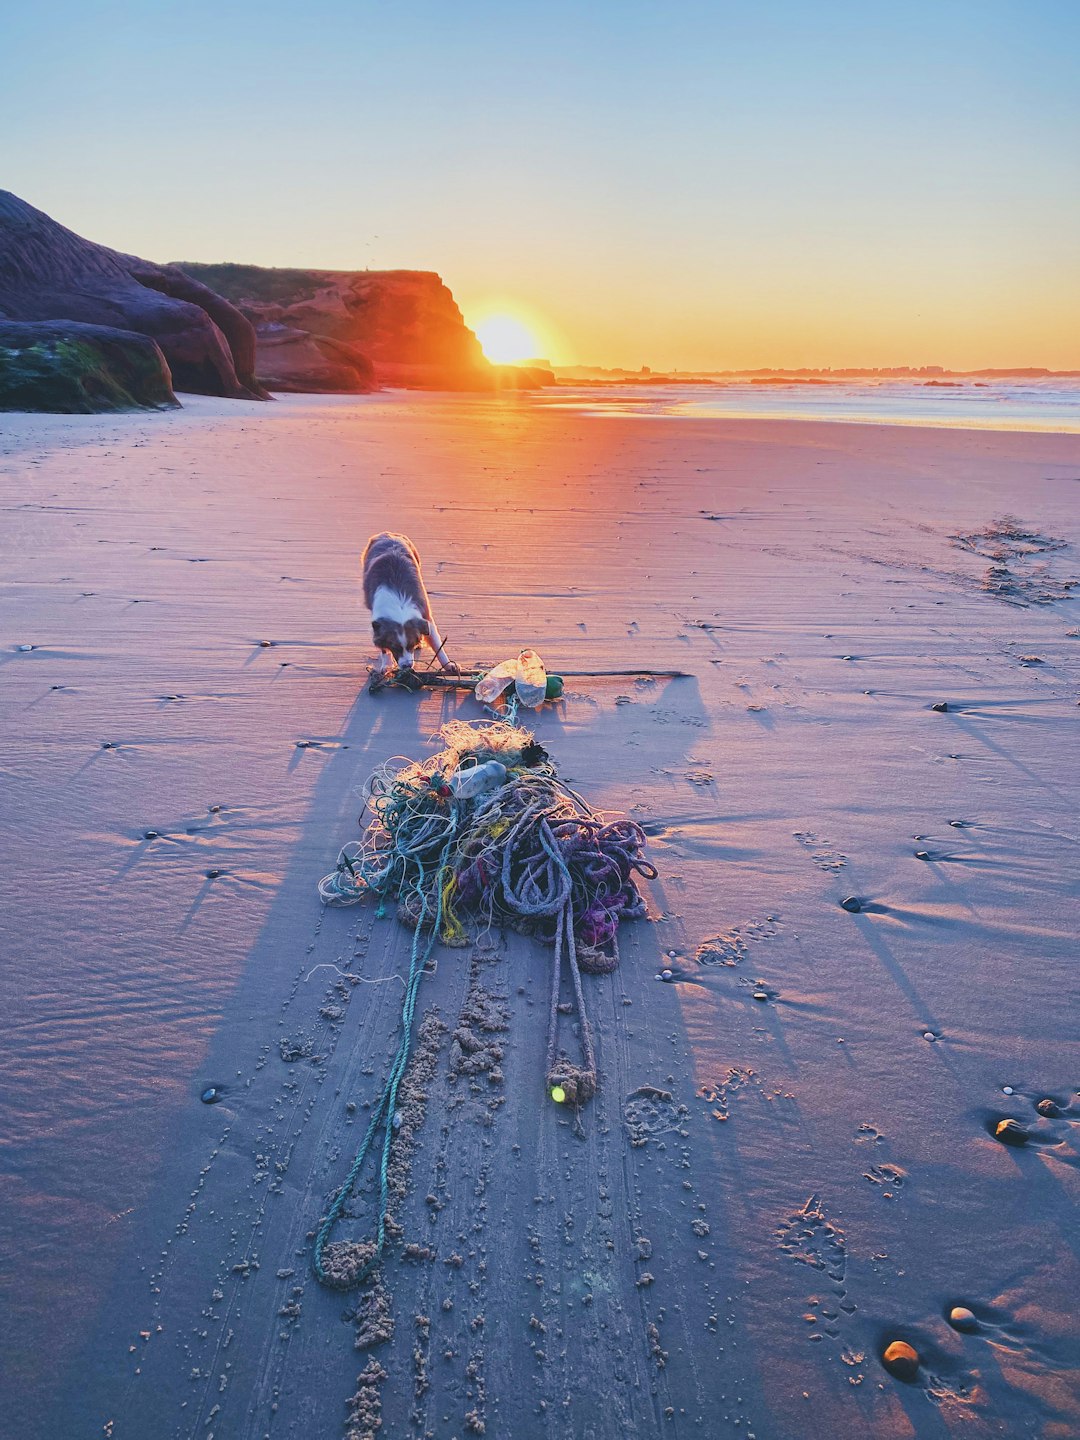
[0,192,268,400]
[178,263,549,392]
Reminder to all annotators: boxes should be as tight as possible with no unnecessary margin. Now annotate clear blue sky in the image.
[3,1,1078,368]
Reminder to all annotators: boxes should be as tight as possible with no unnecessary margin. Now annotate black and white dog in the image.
[361,532,457,676]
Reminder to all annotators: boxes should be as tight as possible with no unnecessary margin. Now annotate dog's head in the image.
[372,616,428,669]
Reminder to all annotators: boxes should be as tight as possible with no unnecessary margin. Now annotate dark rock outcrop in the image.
[179,263,551,392]
[254,323,376,393]
[0,320,179,412]
[0,191,268,400]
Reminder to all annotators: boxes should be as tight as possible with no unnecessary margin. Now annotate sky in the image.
[2,1,1079,371]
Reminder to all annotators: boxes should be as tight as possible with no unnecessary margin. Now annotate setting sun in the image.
[473,313,539,364]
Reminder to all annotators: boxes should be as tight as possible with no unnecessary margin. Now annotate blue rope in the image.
[313,811,458,1290]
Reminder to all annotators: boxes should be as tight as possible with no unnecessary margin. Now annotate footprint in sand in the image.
[777,1195,855,1348]
[863,1163,906,1198]
[695,916,780,969]
[854,1123,885,1145]
[623,1086,686,1146]
[793,830,847,872]
[697,1067,762,1121]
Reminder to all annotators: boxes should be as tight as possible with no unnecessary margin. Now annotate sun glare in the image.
[474,313,539,365]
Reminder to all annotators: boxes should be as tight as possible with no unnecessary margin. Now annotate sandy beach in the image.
[2,392,1079,1440]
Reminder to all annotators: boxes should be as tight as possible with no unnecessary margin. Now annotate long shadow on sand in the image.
[50,673,780,1440]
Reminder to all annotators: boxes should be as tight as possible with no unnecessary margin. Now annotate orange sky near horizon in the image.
[3,3,1079,373]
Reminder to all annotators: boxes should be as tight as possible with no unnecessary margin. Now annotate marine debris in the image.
[313,718,655,1288]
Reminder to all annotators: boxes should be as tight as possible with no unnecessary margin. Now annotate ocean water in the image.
[541,377,1080,433]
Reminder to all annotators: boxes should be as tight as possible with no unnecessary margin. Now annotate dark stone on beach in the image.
[882,1340,919,1380]
[206,869,223,879]
[201,1086,221,1104]
[994,1118,1029,1146]
[840,896,862,913]
[0,190,267,400]
[931,701,949,712]
[1,319,179,412]
[1036,1098,1061,1118]
[915,850,931,861]
[948,1306,978,1332]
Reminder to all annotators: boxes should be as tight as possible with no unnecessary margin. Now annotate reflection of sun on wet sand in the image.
[1,393,1079,1439]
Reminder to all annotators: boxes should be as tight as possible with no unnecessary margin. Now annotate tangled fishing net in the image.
[313,719,655,1290]
[319,719,654,979]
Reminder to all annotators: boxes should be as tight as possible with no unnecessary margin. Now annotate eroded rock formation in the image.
[0,191,267,400]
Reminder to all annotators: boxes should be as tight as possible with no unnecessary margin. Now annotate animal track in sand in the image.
[777,1196,854,1353]
[651,707,708,729]
[863,1163,906,1198]
[623,1086,687,1146]
[697,1067,765,1121]
[854,1123,885,1145]
[793,830,847,872]
[696,915,781,968]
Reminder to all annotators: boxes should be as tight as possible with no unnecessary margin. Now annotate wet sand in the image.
[1,393,1078,1439]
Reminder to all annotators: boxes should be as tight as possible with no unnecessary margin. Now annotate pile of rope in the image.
[313,718,655,1289]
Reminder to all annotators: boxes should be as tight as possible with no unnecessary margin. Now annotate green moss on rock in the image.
[0,321,179,413]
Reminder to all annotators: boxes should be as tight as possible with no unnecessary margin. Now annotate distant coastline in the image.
[550,364,1080,385]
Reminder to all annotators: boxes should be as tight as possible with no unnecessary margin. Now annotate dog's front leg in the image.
[426,622,459,674]
[374,649,393,676]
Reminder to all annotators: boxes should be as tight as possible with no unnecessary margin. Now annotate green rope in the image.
[312,814,457,1290]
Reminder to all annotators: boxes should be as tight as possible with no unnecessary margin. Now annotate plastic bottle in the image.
[475,658,520,706]
[447,759,508,799]
[515,649,548,708]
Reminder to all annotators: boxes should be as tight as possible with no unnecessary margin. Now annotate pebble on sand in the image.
[840,896,862,913]
[200,1087,220,1104]
[948,1307,978,1332]
[882,1340,919,1380]
[914,850,931,861]
[994,1118,1029,1146]
[1002,1086,1014,1095]
[1036,1098,1060,1118]
[752,990,769,1001]
[660,969,674,982]
[931,701,949,713]
[18,643,34,652]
